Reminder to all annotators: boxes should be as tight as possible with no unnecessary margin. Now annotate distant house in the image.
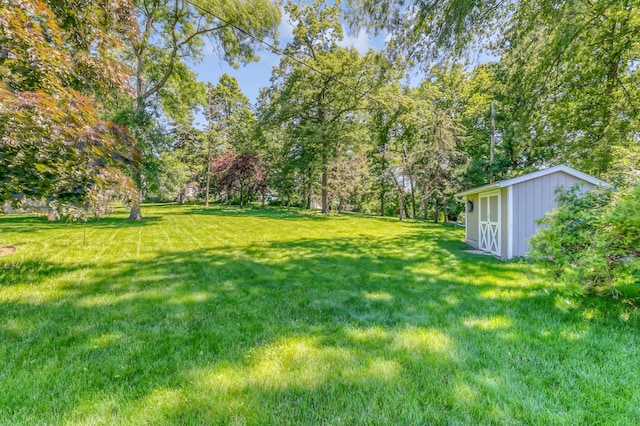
[455,165,610,259]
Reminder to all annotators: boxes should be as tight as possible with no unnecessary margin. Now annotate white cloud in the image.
[338,29,373,55]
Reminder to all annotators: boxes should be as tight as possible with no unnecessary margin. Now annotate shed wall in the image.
[465,193,479,249]
[511,171,596,257]
[500,187,509,259]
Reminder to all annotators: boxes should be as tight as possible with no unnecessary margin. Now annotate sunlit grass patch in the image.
[463,315,513,330]
[392,326,454,355]
[190,336,356,392]
[363,291,393,301]
[1,203,639,424]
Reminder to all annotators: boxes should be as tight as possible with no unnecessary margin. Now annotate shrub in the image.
[529,184,640,300]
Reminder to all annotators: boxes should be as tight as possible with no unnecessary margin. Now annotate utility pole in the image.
[490,101,495,183]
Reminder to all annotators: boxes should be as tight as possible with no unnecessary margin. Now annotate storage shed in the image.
[455,165,610,259]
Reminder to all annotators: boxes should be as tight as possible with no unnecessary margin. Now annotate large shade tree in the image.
[259,0,391,213]
[366,82,467,221]
[123,0,281,219]
[203,74,254,205]
[130,0,280,119]
[0,0,140,217]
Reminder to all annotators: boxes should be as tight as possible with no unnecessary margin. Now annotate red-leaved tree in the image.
[0,0,141,218]
[212,153,265,208]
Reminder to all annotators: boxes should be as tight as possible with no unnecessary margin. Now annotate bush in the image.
[529,184,640,300]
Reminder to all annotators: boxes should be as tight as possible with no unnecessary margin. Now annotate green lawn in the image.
[1,204,639,424]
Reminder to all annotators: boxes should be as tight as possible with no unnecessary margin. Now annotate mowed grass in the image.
[1,204,639,424]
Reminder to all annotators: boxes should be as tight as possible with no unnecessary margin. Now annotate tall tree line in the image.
[3,0,637,221]
[348,0,640,178]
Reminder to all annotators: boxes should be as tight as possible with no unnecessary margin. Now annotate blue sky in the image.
[188,10,388,126]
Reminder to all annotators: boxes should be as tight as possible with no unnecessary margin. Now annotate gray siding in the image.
[465,193,479,249]
[500,187,508,259]
[511,171,595,257]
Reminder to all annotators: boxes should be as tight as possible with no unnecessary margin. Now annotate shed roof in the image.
[455,165,610,198]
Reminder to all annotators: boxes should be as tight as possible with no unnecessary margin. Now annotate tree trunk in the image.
[443,197,448,222]
[380,151,386,216]
[205,174,211,207]
[319,91,329,214]
[305,170,313,209]
[422,197,428,220]
[399,172,405,221]
[321,139,329,213]
[205,139,212,207]
[128,72,146,221]
[129,156,143,221]
[433,199,439,223]
[129,196,143,221]
[402,196,409,221]
[321,170,328,213]
[409,176,416,219]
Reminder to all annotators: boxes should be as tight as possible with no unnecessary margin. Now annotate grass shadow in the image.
[185,205,333,221]
[0,215,64,234]
[0,213,164,235]
[85,215,164,228]
[1,213,639,424]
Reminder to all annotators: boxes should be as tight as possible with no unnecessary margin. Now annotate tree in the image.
[145,125,207,203]
[346,0,505,62]
[495,1,640,175]
[205,75,254,151]
[153,150,192,202]
[124,0,281,219]
[365,83,404,217]
[204,75,255,205]
[212,152,265,207]
[328,150,371,212]
[364,79,467,221]
[259,0,391,213]
[0,0,140,218]
[131,0,280,119]
[252,113,299,206]
[348,0,640,177]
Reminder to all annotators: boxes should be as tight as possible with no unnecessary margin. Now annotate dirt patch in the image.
[0,246,17,256]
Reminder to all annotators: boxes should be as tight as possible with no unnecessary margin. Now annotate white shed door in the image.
[479,192,501,255]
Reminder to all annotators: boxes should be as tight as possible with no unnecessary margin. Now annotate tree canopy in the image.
[347,0,640,176]
[0,0,140,216]
[258,0,394,213]
[119,0,281,219]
